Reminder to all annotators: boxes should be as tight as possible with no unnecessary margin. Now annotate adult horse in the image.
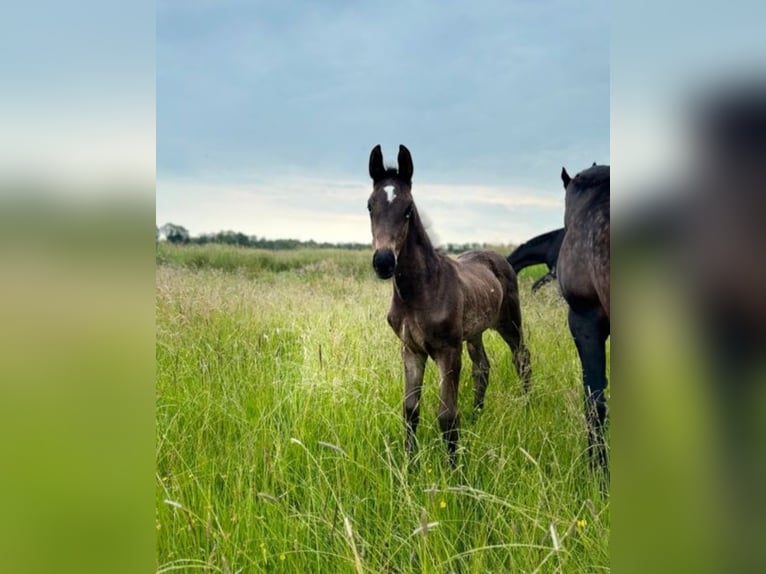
[557,164,610,469]
[507,227,565,293]
[367,144,532,464]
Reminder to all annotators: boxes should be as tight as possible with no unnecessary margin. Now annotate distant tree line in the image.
[156,223,369,250]
[156,223,509,253]
[193,230,370,250]
[443,242,484,254]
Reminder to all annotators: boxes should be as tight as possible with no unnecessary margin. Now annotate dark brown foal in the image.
[367,144,532,464]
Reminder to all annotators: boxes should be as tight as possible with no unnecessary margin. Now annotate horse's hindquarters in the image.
[455,254,510,338]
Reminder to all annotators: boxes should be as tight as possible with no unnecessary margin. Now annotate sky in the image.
[156,0,609,245]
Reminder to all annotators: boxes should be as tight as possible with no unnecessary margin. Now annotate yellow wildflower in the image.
[576,518,587,529]
[439,499,447,509]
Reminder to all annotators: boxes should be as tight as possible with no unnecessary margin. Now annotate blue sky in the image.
[157,0,609,244]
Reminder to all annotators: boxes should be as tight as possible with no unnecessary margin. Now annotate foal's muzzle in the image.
[372,248,396,279]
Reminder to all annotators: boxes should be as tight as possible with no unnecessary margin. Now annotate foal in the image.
[367,144,532,464]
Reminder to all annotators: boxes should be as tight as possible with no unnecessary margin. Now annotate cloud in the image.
[156,174,563,244]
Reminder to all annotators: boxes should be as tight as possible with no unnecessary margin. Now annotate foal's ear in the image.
[369,145,386,182]
[561,167,571,188]
[592,161,597,167]
[397,145,413,182]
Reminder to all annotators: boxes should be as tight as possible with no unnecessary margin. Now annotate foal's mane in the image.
[376,166,412,186]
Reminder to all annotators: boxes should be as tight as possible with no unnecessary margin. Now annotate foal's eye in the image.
[367,200,372,213]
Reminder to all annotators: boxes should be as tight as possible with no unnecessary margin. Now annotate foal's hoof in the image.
[587,445,610,493]
[446,449,469,472]
[445,443,460,468]
[591,461,610,496]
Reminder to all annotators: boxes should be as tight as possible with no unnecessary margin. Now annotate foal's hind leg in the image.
[568,306,610,470]
[466,335,490,411]
[497,305,532,392]
[433,346,462,466]
[402,346,427,456]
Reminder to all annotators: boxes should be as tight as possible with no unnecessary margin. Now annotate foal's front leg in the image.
[433,346,462,466]
[402,345,427,455]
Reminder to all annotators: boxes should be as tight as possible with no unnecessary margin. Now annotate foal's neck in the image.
[394,210,440,302]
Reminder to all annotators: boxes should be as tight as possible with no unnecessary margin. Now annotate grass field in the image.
[156,243,609,573]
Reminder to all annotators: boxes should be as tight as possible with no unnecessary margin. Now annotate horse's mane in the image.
[572,165,609,204]
[573,165,609,187]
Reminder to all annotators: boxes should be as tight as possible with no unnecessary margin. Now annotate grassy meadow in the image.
[156,243,609,573]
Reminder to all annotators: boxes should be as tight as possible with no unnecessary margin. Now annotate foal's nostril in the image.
[372,249,396,279]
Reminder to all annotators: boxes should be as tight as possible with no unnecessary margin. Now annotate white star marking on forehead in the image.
[383,184,396,203]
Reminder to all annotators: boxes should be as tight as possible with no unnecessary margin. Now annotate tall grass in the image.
[156,245,609,572]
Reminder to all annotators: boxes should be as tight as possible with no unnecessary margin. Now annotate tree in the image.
[159,223,190,244]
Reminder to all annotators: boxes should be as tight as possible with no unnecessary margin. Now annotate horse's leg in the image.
[402,345,427,455]
[466,335,490,412]
[531,271,554,293]
[433,346,462,466]
[497,304,532,393]
[568,306,610,469]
